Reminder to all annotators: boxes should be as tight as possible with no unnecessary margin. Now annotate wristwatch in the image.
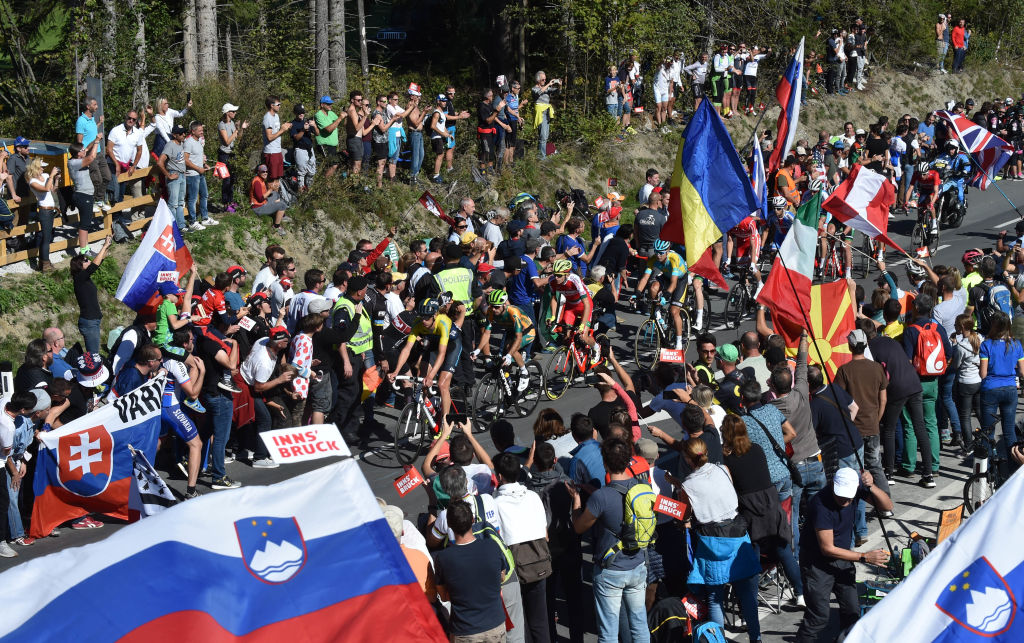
[859,554,866,563]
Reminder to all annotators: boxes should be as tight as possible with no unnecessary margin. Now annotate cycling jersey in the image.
[730,216,762,261]
[485,305,535,337]
[912,169,941,194]
[644,251,686,277]
[549,273,591,307]
[407,313,453,348]
[161,358,191,407]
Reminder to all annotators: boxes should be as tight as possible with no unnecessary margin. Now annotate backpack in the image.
[693,621,727,643]
[975,281,1014,334]
[911,322,947,376]
[600,481,657,567]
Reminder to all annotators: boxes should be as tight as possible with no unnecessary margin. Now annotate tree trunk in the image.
[329,0,346,98]
[225,25,234,85]
[356,0,368,83]
[100,0,116,86]
[126,0,148,107]
[517,0,527,84]
[315,0,329,98]
[197,0,219,78]
[182,0,199,85]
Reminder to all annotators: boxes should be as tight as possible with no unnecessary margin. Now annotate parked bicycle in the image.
[472,356,543,428]
[392,374,475,465]
[962,430,1008,515]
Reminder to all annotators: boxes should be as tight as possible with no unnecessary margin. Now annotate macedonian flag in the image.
[771,279,855,378]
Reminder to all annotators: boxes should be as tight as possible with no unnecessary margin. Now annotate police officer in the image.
[430,244,482,388]
[330,275,376,446]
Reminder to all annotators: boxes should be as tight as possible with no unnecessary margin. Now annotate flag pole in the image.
[771,246,897,559]
[976,157,1024,219]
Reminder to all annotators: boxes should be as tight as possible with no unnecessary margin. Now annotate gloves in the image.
[502,354,513,367]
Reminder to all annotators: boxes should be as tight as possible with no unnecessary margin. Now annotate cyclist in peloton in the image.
[634,239,702,349]
[389,297,465,432]
[472,289,536,392]
[763,195,794,252]
[911,159,942,235]
[723,210,763,286]
[546,259,601,363]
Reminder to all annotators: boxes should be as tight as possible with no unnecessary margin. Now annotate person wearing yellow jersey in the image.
[472,289,535,391]
[390,298,466,431]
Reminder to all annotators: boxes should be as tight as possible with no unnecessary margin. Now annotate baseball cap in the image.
[833,467,860,498]
[855,128,866,135]
[308,298,331,314]
[171,125,188,136]
[347,275,368,291]
[407,83,422,97]
[436,94,448,102]
[382,504,404,539]
[606,191,625,202]
[246,291,269,306]
[832,140,845,150]
[477,262,495,273]
[847,329,868,347]
[348,249,367,263]
[293,104,307,115]
[488,271,507,288]
[222,103,240,113]
[269,326,290,341]
[319,95,334,105]
[158,281,185,297]
[256,164,268,173]
[636,438,659,461]
[75,352,110,388]
[540,221,559,235]
[29,389,51,413]
[966,98,975,106]
[716,343,739,363]
[460,231,478,245]
[795,146,808,155]
[226,265,247,277]
[507,219,526,234]
[13,136,29,147]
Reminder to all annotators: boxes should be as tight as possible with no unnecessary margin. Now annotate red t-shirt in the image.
[250,177,267,208]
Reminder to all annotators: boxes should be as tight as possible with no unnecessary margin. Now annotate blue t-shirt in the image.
[740,404,789,484]
[980,338,1024,390]
[506,255,538,307]
[76,113,98,146]
[800,485,872,567]
[223,290,245,313]
[917,122,935,146]
[586,479,646,571]
[556,234,588,277]
[434,537,507,636]
[648,382,689,429]
[112,364,148,398]
[591,213,621,244]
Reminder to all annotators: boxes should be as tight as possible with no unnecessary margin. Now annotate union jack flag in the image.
[936,110,1013,190]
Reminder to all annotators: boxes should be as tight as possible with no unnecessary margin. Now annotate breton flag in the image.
[127,445,178,520]
[114,199,193,311]
[771,279,855,379]
[756,189,824,324]
[822,164,901,251]
[767,37,805,174]
[936,109,1013,190]
[751,135,770,220]
[0,459,447,641]
[661,99,760,289]
[418,190,457,226]
[29,377,164,539]
[847,469,1024,642]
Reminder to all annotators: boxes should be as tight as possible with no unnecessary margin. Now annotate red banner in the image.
[393,466,425,497]
[419,191,456,227]
[653,495,687,520]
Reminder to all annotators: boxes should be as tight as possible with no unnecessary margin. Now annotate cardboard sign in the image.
[156,270,179,283]
[237,316,256,331]
[659,348,685,363]
[393,466,425,497]
[258,424,350,463]
[653,494,687,520]
[936,504,964,543]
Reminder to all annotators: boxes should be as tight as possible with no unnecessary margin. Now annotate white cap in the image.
[222,103,240,113]
[833,467,860,498]
[30,388,51,413]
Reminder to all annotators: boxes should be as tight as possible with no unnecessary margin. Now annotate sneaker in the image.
[431,174,444,184]
[224,453,236,464]
[188,222,206,232]
[202,217,220,226]
[13,536,35,546]
[211,476,242,490]
[252,458,279,469]
[921,475,937,488]
[183,397,206,414]
[100,202,112,211]
[92,203,102,213]
[792,594,806,608]
[218,373,242,394]
[879,510,894,518]
[275,226,287,237]
[0,542,17,558]
[184,488,201,500]
[517,375,530,392]
[71,516,103,529]
[280,215,293,223]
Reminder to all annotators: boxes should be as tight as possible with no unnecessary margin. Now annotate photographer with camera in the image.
[291,104,319,191]
[532,71,561,159]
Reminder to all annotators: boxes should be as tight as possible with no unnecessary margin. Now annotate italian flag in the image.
[756,189,823,325]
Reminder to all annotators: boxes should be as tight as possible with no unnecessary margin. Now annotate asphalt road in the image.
[3,178,1024,642]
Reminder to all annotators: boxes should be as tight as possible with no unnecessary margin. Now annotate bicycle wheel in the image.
[544,346,575,400]
[512,360,544,417]
[724,284,747,329]
[450,387,480,434]
[963,471,994,515]
[394,403,429,465]
[910,222,927,252]
[634,319,662,370]
[472,372,506,427]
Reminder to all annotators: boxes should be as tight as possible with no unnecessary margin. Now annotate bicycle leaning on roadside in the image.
[963,429,1010,515]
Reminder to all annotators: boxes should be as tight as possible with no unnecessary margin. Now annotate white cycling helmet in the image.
[917,161,931,174]
[907,262,927,278]
[771,196,788,208]
[808,178,824,193]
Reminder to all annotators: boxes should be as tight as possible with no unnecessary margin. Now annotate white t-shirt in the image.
[0,404,16,459]
[29,174,56,208]
[491,483,548,546]
[108,124,143,165]
[285,291,325,335]
[383,292,406,332]
[263,112,282,154]
[241,338,278,386]
[431,492,499,542]
[154,108,187,143]
[252,266,277,294]
[137,123,157,169]
[638,182,655,206]
[323,284,342,303]
[386,104,405,131]
[669,59,683,85]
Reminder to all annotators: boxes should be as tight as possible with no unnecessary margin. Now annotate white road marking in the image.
[996,218,1021,229]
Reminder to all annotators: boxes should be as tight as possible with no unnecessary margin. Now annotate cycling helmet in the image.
[552,259,573,275]
[906,262,927,279]
[488,289,509,306]
[771,196,788,208]
[808,179,824,193]
[417,298,440,317]
[653,239,672,253]
[917,161,931,175]
[962,249,983,266]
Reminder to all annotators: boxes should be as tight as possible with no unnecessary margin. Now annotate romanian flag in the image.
[661,99,760,289]
[770,279,855,378]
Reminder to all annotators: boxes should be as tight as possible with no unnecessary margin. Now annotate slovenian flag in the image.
[752,135,769,220]
[767,38,804,174]
[757,189,823,324]
[5,459,447,641]
[114,199,193,311]
[660,99,761,289]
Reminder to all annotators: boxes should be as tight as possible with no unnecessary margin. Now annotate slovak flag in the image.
[751,135,769,220]
[767,37,804,174]
[114,199,193,311]
[847,469,1024,642]
[2,459,446,642]
[935,109,1013,190]
[29,377,164,539]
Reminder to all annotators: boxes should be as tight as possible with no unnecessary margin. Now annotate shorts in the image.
[432,335,463,375]
[262,152,284,179]
[431,137,446,155]
[506,122,519,147]
[711,76,727,101]
[162,405,199,442]
[371,140,389,161]
[73,192,95,231]
[318,143,340,165]
[655,273,687,305]
[654,86,669,104]
[743,76,757,92]
[692,83,705,99]
[478,131,495,158]
[309,372,333,414]
[606,102,622,118]
[559,301,593,328]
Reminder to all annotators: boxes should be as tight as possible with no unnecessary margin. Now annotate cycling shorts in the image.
[161,405,198,442]
[433,327,464,375]
[559,301,593,329]
[655,273,687,306]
